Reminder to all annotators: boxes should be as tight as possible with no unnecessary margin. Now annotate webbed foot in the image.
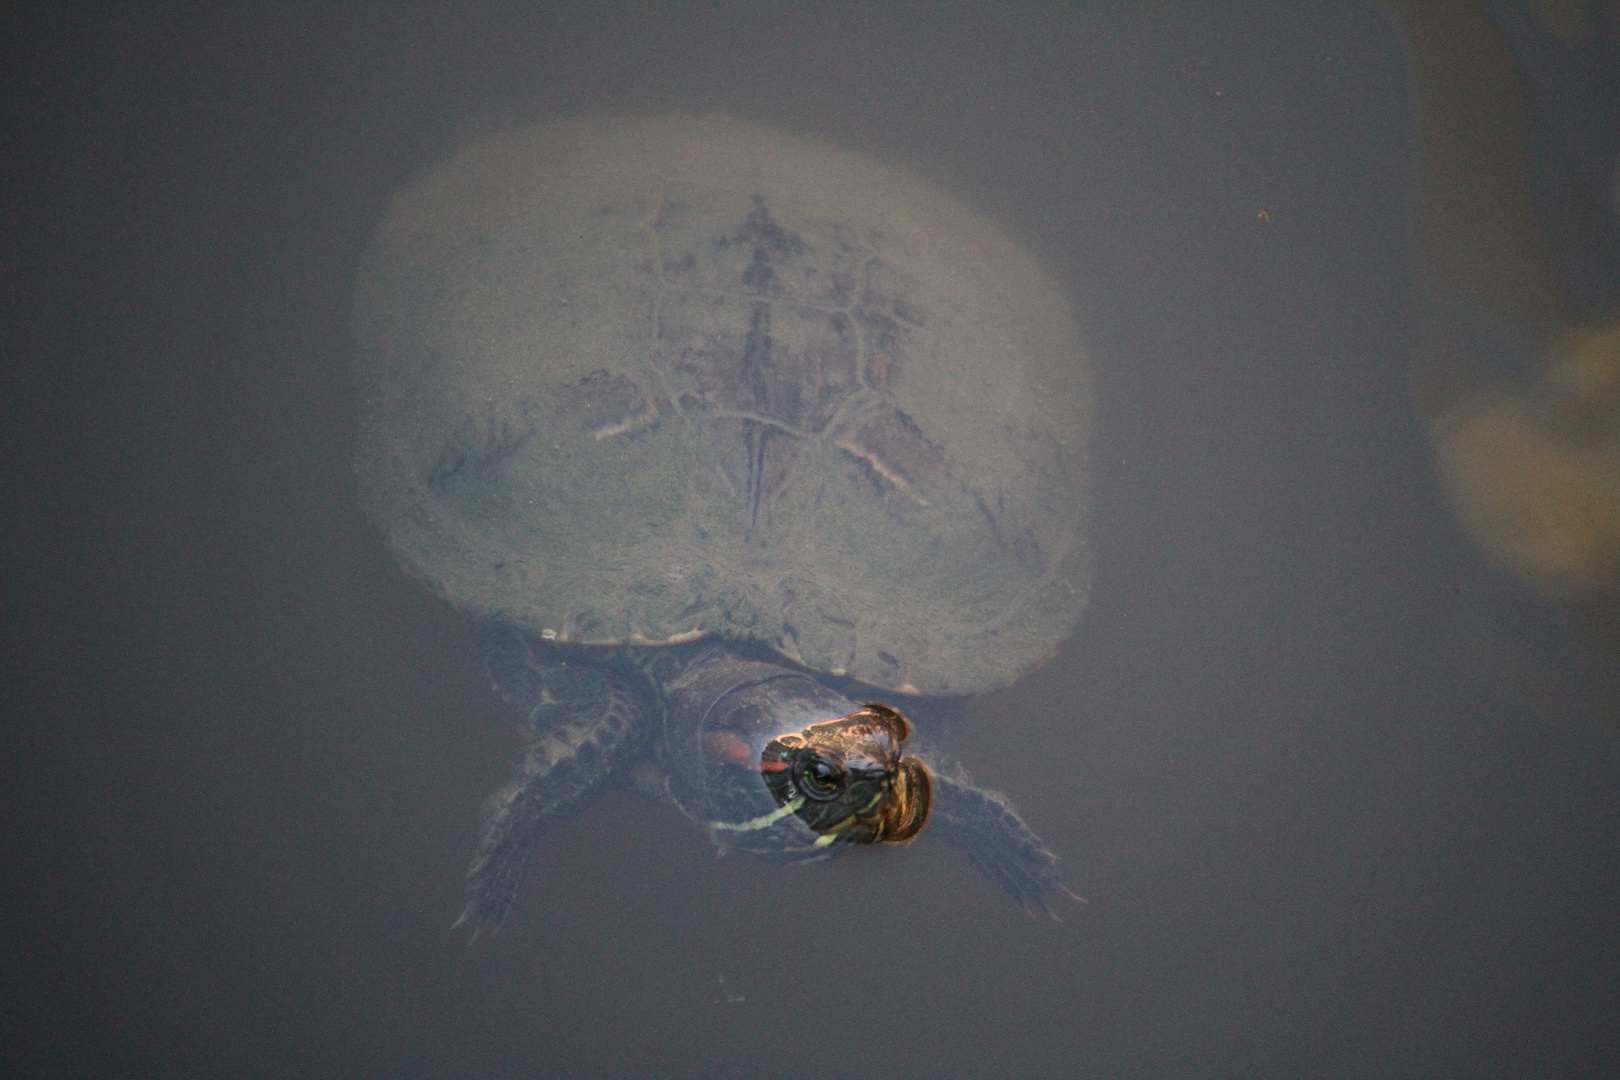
[914,749,1082,917]
[455,628,646,940]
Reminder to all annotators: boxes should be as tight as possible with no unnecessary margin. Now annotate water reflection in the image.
[1390,1,1620,689]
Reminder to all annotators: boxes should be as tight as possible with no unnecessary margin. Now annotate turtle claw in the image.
[962,834,1083,919]
[451,900,494,943]
[1027,881,1087,921]
[456,774,550,942]
[453,889,516,943]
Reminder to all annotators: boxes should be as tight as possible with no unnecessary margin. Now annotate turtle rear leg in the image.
[454,626,647,940]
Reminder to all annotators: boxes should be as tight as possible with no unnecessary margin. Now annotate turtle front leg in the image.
[911,747,1082,917]
[454,627,647,940]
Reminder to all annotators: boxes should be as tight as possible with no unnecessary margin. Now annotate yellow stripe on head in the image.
[709,795,804,833]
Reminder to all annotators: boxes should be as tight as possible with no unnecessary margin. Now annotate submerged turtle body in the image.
[355,114,1089,696]
[352,116,1092,934]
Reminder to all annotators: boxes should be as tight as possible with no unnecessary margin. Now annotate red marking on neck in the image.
[703,730,756,767]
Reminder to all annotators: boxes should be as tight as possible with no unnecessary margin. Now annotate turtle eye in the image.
[794,752,846,801]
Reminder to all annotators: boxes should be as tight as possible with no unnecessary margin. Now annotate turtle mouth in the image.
[759,705,932,846]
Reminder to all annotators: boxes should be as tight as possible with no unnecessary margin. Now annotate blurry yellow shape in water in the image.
[1434,323,1620,598]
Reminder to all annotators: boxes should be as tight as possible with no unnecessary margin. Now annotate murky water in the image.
[4,4,1616,1078]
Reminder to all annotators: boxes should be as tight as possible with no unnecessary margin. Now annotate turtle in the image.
[351,115,1092,937]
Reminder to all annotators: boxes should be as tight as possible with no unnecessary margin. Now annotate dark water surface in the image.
[4,4,1617,1078]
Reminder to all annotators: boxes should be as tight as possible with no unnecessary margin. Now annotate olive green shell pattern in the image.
[352,115,1091,696]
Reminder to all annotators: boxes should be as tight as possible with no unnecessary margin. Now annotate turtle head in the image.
[760,704,931,846]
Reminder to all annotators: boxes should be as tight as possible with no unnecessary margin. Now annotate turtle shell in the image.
[353,115,1090,696]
